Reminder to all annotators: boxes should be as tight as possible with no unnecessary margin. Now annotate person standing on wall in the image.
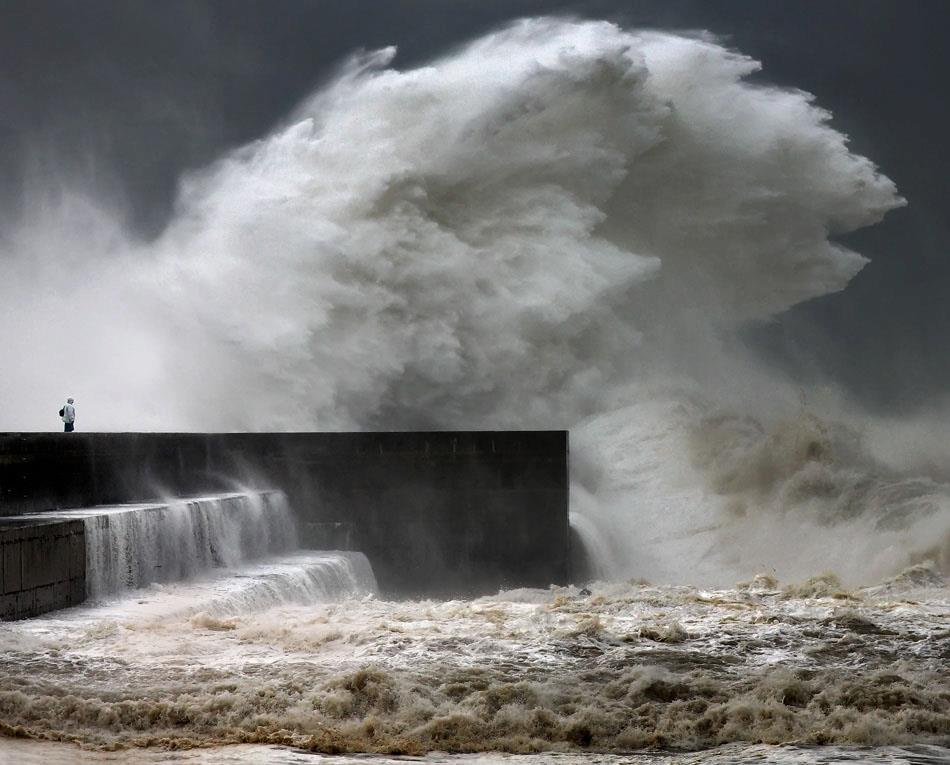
[59,398,76,432]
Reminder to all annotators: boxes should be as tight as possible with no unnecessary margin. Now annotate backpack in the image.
[58,407,65,417]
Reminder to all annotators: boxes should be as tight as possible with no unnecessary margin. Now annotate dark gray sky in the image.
[1,0,947,414]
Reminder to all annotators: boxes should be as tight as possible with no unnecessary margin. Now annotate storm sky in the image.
[1,0,947,414]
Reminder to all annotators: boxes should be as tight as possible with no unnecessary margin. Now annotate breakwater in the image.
[0,431,570,599]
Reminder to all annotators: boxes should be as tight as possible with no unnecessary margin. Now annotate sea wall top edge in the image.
[0,430,568,436]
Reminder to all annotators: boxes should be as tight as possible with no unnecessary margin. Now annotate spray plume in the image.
[2,18,944,585]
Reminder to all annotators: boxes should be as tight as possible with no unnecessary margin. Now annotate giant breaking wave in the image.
[2,18,946,586]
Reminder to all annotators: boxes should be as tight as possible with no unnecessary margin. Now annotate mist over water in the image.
[1,18,946,586]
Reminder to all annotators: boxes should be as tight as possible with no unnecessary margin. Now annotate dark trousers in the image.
[64,422,74,432]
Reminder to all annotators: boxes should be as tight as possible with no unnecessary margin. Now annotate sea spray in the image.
[1,18,942,585]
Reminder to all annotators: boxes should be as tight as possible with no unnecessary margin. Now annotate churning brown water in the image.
[1,561,946,762]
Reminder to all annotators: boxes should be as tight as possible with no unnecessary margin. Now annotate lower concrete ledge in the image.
[0,517,85,619]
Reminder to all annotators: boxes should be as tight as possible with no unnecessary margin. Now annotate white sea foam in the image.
[1,18,944,585]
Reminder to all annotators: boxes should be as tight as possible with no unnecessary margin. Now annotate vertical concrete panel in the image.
[0,593,15,619]
[35,581,70,614]
[15,589,34,616]
[22,531,68,589]
[68,529,85,580]
[69,576,85,606]
[3,541,21,594]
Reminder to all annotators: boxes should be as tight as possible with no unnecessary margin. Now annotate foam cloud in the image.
[3,19,930,585]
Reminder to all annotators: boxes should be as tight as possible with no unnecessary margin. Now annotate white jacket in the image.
[63,403,76,423]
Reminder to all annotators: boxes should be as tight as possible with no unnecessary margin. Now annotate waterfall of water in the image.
[186,551,379,616]
[29,551,379,625]
[40,492,298,598]
[172,551,378,622]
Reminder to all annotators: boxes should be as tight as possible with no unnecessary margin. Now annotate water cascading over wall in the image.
[115,551,379,622]
[0,491,303,617]
[49,492,297,598]
[0,489,384,622]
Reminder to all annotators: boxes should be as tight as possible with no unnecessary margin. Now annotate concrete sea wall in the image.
[0,432,570,599]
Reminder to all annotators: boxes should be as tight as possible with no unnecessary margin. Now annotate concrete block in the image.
[0,593,16,620]
[3,543,21,594]
[15,589,34,617]
[22,533,69,589]
[34,581,70,615]
[68,576,86,606]
[68,532,86,580]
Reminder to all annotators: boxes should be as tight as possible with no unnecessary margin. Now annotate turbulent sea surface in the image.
[0,559,947,762]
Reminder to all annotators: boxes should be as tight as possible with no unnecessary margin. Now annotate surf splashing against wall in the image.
[1,18,945,585]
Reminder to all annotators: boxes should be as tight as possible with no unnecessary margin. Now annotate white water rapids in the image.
[0,567,946,760]
[1,16,949,762]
